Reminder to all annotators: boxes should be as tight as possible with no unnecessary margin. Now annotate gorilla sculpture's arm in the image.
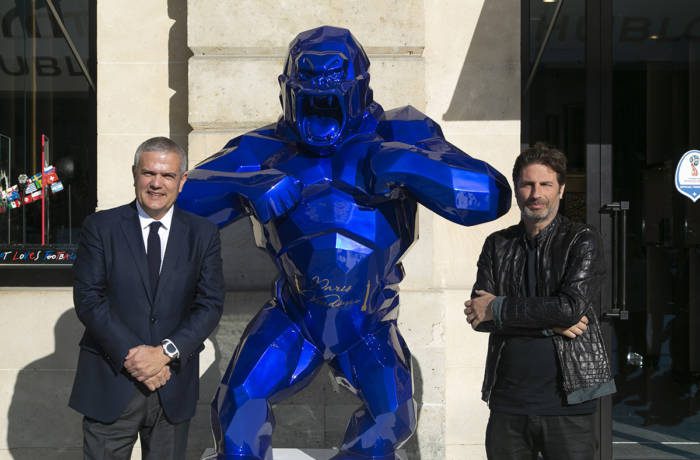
[370,138,512,226]
[178,132,302,227]
[179,169,301,227]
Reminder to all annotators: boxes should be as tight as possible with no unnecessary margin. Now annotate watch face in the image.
[165,343,176,354]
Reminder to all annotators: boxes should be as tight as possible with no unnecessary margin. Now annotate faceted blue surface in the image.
[178,25,511,460]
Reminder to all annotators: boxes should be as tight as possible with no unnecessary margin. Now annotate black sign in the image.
[0,244,77,265]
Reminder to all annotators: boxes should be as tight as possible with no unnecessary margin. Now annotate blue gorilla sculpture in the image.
[178,26,511,460]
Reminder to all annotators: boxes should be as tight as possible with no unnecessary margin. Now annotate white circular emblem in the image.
[675,149,700,202]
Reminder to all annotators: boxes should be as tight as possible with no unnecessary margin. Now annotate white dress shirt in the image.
[135,201,173,272]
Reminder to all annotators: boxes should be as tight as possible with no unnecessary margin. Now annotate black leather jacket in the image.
[474,214,616,405]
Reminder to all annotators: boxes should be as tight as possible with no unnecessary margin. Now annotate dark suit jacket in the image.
[69,202,224,423]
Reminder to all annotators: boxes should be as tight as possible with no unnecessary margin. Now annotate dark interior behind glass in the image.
[0,0,96,284]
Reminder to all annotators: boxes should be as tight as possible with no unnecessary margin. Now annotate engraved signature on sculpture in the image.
[312,276,353,293]
[300,276,371,309]
[308,294,361,308]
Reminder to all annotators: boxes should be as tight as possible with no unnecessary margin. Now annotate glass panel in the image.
[0,0,95,269]
[525,0,586,222]
[611,1,700,457]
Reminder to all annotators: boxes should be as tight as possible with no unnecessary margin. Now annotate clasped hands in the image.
[464,289,589,338]
[124,345,171,392]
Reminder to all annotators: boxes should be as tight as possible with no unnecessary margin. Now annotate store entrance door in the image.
[523,0,700,458]
[607,1,700,457]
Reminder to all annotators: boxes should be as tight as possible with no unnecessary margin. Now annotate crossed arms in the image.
[465,228,604,339]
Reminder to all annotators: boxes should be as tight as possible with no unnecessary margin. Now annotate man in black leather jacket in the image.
[464,143,616,459]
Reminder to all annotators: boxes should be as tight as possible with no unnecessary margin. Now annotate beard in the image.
[520,198,555,222]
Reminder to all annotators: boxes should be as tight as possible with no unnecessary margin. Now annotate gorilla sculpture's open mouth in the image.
[300,93,344,145]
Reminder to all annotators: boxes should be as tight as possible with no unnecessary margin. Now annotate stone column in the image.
[423,1,521,458]
[96,1,189,210]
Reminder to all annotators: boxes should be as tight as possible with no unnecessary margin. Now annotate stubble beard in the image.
[522,207,550,222]
[520,198,555,225]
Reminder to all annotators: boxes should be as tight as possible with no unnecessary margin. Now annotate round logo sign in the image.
[675,150,700,202]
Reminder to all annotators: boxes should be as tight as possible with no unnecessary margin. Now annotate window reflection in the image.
[0,0,95,269]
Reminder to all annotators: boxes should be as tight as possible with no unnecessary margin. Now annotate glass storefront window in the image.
[0,0,96,280]
[524,0,586,222]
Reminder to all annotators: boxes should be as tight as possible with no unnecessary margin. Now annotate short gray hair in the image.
[133,137,188,174]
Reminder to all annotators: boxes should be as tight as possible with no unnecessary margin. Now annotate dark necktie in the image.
[147,221,161,294]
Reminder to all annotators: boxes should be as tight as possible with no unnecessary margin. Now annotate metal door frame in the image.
[584,1,614,457]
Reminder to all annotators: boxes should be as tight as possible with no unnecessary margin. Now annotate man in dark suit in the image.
[69,137,224,459]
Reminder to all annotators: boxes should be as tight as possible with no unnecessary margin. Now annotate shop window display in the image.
[0,0,96,282]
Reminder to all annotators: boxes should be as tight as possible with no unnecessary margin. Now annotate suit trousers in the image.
[485,411,597,460]
[82,387,189,460]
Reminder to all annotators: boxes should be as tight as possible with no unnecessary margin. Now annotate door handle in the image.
[600,201,629,320]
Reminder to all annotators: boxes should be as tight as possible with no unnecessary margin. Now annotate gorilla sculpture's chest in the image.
[261,144,417,313]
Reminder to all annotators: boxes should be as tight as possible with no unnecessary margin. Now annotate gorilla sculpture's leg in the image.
[212,301,324,460]
[330,322,417,460]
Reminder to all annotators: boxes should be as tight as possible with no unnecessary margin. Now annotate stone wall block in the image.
[445,365,490,445]
[98,0,180,62]
[98,63,173,135]
[405,404,445,459]
[397,290,446,348]
[189,57,424,129]
[370,58,426,112]
[410,347,445,406]
[444,289,489,369]
[188,1,423,51]
[0,293,77,369]
[189,58,283,128]
[187,130,250,166]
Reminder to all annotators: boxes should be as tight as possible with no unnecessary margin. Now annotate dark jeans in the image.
[83,389,189,460]
[486,411,597,460]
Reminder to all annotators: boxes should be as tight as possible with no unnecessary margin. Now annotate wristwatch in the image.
[161,338,180,360]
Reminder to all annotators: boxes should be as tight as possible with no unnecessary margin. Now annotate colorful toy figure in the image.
[178,26,511,460]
